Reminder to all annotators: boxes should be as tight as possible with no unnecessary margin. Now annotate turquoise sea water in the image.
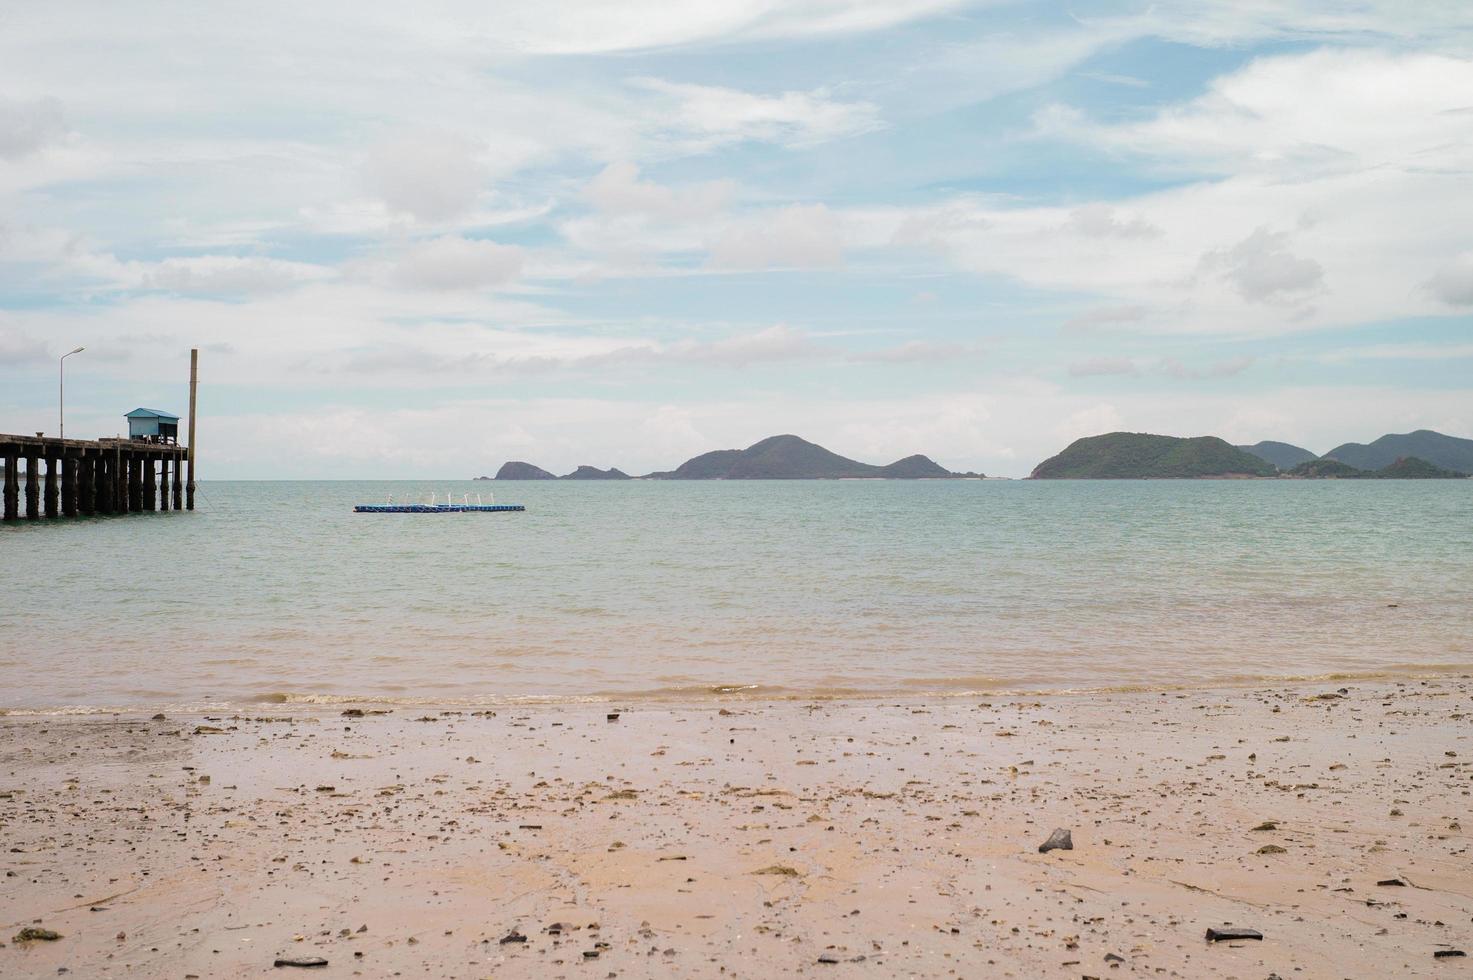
[2,479,1471,711]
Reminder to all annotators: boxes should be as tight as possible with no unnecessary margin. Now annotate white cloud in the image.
[634,78,882,150]
[1199,227,1324,304]
[389,236,525,291]
[670,323,822,366]
[363,131,489,223]
[707,204,843,269]
[583,162,734,220]
[0,95,66,159]
[863,50,1473,336]
[142,255,333,295]
[1426,254,1473,306]
[1065,204,1159,240]
[1159,355,1256,380]
[848,340,976,363]
[0,327,51,364]
[1069,356,1138,377]
[1064,49,1473,179]
[487,0,972,54]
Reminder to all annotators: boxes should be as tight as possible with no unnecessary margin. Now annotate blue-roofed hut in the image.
[126,408,180,444]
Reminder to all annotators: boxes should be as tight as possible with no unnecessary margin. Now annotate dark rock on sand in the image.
[1038,828,1073,853]
[500,931,528,944]
[1204,927,1262,942]
[273,957,328,968]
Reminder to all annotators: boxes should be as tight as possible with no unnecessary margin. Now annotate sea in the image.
[2,479,1470,713]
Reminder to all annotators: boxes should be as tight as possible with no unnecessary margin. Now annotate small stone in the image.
[272,957,328,968]
[817,954,839,964]
[1038,828,1073,853]
[500,932,528,945]
[1256,845,1286,855]
[1433,950,1466,959]
[1377,878,1406,887]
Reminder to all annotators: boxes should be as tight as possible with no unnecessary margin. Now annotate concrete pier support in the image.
[63,455,79,517]
[2,452,16,520]
[158,457,171,511]
[171,459,183,510]
[127,456,142,513]
[115,448,128,513]
[98,454,112,514]
[80,455,96,515]
[142,455,157,512]
[24,454,39,520]
[44,455,59,518]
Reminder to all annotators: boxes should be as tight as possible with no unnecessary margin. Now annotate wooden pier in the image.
[2,347,199,522]
[1,436,191,520]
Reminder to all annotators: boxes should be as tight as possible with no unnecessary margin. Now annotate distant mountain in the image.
[647,434,967,480]
[1236,440,1317,471]
[562,465,631,480]
[877,454,953,479]
[1031,432,1277,479]
[1287,456,1466,479]
[1323,430,1473,474]
[494,461,557,480]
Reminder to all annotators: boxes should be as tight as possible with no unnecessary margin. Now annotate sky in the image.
[1,1,1471,478]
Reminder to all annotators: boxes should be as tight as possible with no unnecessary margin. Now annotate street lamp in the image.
[59,346,85,440]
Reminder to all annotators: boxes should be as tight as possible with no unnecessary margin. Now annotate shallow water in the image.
[2,479,1470,710]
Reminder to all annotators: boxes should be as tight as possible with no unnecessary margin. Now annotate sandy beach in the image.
[2,678,1470,978]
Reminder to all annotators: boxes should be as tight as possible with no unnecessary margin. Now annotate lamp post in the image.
[59,346,85,440]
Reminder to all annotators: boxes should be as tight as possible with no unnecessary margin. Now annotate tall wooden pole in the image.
[186,348,198,511]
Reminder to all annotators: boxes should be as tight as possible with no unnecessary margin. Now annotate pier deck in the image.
[1,434,192,520]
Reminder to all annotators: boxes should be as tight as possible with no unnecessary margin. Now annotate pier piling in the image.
[24,454,39,520]
[44,455,59,518]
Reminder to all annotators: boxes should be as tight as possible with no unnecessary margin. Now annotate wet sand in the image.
[2,678,1470,977]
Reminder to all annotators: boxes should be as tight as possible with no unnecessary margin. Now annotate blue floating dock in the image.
[354,503,525,514]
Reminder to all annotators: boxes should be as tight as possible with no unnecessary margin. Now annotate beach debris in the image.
[500,931,528,945]
[1434,950,1467,958]
[753,865,802,876]
[1038,828,1073,853]
[13,927,62,942]
[1250,821,1278,831]
[817,953,840,964]
[1257,844,1286,855]
[1104,952,1125,963]
[1376,878,1406,887]
[1205,927,1262,942]
[150,713,166,721]
[607,713,620,722]
[272,957,328,968]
